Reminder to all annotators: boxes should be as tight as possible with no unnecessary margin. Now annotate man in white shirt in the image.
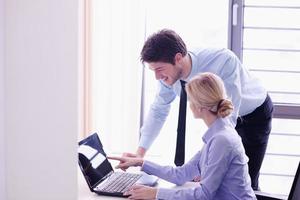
[123,29,273,190]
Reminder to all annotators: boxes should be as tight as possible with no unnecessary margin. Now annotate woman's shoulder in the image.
[211,127,241,149]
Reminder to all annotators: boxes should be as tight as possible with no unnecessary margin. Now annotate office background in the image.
[0,0,299,199]
[0,0,82,199]
[89,0,300,197]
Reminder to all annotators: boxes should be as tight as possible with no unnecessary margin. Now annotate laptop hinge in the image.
[93,171,114,189]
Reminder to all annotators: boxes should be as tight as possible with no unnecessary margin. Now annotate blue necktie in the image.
[174,80,187,166]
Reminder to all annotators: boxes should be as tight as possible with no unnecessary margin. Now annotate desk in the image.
[78,168,199,200]
[78,168,291,200]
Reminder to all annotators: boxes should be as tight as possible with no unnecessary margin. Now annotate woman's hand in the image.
[107,155,144,170]
[124,184,157,200]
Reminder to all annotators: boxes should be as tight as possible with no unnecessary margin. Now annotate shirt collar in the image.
[202,117,231,143]
[184,51,199,82]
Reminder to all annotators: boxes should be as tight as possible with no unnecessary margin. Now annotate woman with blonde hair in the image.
[109,72,256,200]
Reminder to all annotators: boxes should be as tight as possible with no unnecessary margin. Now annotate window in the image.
[229,0,300,195]
[90,0,146,153]
[142,0,229,163]
[89,0,229,161]
[88,0,300,195]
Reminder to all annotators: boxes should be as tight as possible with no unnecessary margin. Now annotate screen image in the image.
[78,134,113,188]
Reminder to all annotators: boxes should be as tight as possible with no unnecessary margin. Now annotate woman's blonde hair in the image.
[186,72,234,118]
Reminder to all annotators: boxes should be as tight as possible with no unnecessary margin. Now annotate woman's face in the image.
[189,101,202,119]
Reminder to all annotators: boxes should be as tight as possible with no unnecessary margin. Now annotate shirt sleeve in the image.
[139,80,177,149]
[221,51,242,126]
[152,135,234,200]
[196,134,234,199]
[141,151,202,186]
[157,187,208,200]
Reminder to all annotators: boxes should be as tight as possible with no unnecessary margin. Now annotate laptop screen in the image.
[78,133,113,189]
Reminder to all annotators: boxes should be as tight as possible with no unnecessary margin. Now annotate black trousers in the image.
[235,94,273,190]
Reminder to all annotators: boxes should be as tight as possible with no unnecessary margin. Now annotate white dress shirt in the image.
[139,48,267,149]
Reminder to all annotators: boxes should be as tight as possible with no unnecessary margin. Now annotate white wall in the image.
[0,0,6,199]
[3,0,81,199]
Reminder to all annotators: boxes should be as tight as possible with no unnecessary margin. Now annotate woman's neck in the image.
[203,112,218,127]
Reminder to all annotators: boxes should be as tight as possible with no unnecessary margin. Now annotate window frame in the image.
[228,0,300,119]
[228,0,300,195]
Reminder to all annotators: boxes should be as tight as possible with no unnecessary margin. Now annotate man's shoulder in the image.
[189,47,230,53]
[189,47,236,59]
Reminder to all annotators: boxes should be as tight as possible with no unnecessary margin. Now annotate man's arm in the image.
[136,146,146,157]
[221,52,242,126]
[119,81,177,171]
[138,80,177,152]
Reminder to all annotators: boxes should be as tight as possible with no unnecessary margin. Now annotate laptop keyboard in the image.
[96,172,142,193]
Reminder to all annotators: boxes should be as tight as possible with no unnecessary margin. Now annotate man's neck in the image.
[181,53,192,80]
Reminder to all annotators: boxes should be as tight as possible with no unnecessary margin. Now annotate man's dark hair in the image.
[140,29,187,65]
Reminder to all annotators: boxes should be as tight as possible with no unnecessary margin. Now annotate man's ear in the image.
[174,53,183,63]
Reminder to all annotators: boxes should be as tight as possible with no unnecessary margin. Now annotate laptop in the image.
[256,161,300,200]
[78,132,158,197]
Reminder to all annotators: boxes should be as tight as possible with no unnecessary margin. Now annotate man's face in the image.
[147,61,182,86]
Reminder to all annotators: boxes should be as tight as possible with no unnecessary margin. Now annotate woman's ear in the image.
[198,107,203,113]
[200,106,209,113]
[197,106,206,114]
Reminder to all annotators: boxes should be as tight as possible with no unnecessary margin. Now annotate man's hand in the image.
[107,156,144,170]
[124,184,157,200]
[113,147,146,171]
[136,147,146,158]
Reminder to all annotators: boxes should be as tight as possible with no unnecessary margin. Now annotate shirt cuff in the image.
[141,160,158,175]
[138,136,151,150]
[156,188,174,200]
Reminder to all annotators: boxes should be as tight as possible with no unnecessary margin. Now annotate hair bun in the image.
[217,99,234,118]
